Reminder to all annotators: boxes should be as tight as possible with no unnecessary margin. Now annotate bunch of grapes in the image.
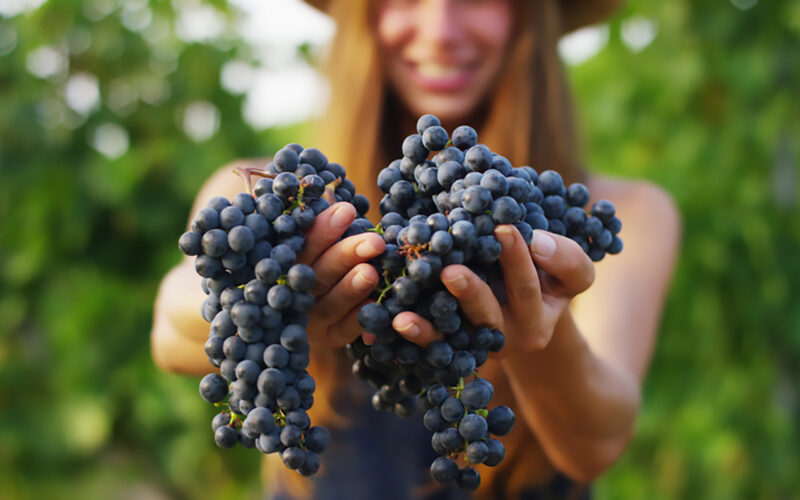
[179,113,623,489]
[179,144,370,476]
[345,114,623,491]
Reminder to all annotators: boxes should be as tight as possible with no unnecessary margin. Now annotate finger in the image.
[494,225,543,318]
[392,311,443,347]
[297,202,357,265]
[309,232,386,296]
[529,230,595,297]
[439,265,504,330]
[325,301,372,347]
[309,263,380,345]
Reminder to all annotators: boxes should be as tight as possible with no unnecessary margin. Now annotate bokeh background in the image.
[1,0,798,498]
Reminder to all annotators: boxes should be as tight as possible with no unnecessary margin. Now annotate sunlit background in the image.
[1,0,798,498]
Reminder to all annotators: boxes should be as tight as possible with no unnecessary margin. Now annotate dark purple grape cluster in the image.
[345,114,623,491]
[179,144,369,476]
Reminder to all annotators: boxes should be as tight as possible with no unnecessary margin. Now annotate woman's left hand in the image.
[385,226,595,353]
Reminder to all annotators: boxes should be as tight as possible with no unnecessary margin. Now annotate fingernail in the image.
[355,238,380,258]
[352,270,375,291]
[331,204,353,227]
[531,230,556,257]
[494,225,514,250]
[442,273,468,292]
[395,321,420,339]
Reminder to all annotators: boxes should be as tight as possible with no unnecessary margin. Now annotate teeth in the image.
[416,63,463,79]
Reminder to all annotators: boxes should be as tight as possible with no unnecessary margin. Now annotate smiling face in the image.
[376,0,514,125]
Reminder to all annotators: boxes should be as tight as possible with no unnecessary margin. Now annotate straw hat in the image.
[304,0,623,34]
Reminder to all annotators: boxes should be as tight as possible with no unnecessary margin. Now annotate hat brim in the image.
[304,0,623,34]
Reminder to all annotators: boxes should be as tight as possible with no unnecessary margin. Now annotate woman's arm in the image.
[390,180,680,482]
[502,181,680,481]
[151,161,260,375]
[151,160,386,375]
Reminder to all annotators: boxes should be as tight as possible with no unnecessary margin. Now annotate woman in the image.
[151,0,680,498]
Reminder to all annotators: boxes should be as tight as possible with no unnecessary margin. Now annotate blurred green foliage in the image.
[0,0,798,499]
[574,2,800,499]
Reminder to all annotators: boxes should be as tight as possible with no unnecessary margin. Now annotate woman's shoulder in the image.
[583,175,681,303]
[587,175,681,242]
[587,175,677,216]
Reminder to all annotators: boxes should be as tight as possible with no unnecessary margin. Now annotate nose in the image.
[415,0,462,47]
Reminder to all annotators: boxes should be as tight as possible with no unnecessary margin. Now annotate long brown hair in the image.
[272,0,587,497]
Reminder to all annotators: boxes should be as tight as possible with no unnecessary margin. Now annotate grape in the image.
[450,351,476,377]
[416,113,441,134]
[424,341,454,368]
[358,303,390,333]
[220,205,245,230]
[223,335,246,361]
[451,125,478,150]
[199,373,228,403]
[273,172,300,198]
[538,170,565,195]
[179,231,203,255]
[193,207,220,232]
[430,456,459,484]
[214,425,239,449]
[281,447,306,470]
[458,413,489,442]
[491,196,522,224]
[484,438,506,466]
[464,145,493,172]
[608,235,624,254]
[480,169,508,197]
[298,451,320,476]
[280,324,308,352]
[299,147,327,170]
[429,231,454,255]
[461,379,494,409]
[461,185,493,214]
[487,405,516,436]
[542,194,567,219]
[304,426,331,453]
[390,179,416,208]
[201,229,228,258]
[259,431,282,454]
[422,125,449,151]
[267,285,292,311]
[402,134,429,163]
[451,220,477,248]
[566,182,590,207]
[256,194,283,221]
[456,467,481,491]
[274,147,300,172]
[439,427,464,452]
[591,199,616,223]
[466,441,489,464]
[441,397,465,423]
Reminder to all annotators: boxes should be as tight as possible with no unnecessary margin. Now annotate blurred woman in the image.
[151,0,680,498]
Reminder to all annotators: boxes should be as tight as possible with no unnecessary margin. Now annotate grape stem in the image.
[233,166,277,196]
[322,178,342,205]
[455,377,465,399]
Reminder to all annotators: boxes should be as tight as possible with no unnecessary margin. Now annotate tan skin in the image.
[151,0,681,485]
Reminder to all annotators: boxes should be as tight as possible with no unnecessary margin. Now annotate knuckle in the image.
[581,261,596,290]
[508,281,540,302]
[311,274,336,296]
[525,334,549,351]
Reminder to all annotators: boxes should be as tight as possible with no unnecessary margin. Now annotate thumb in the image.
[529,230,595,298]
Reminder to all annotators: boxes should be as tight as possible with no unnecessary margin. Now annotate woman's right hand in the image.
[298,202,386,346]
